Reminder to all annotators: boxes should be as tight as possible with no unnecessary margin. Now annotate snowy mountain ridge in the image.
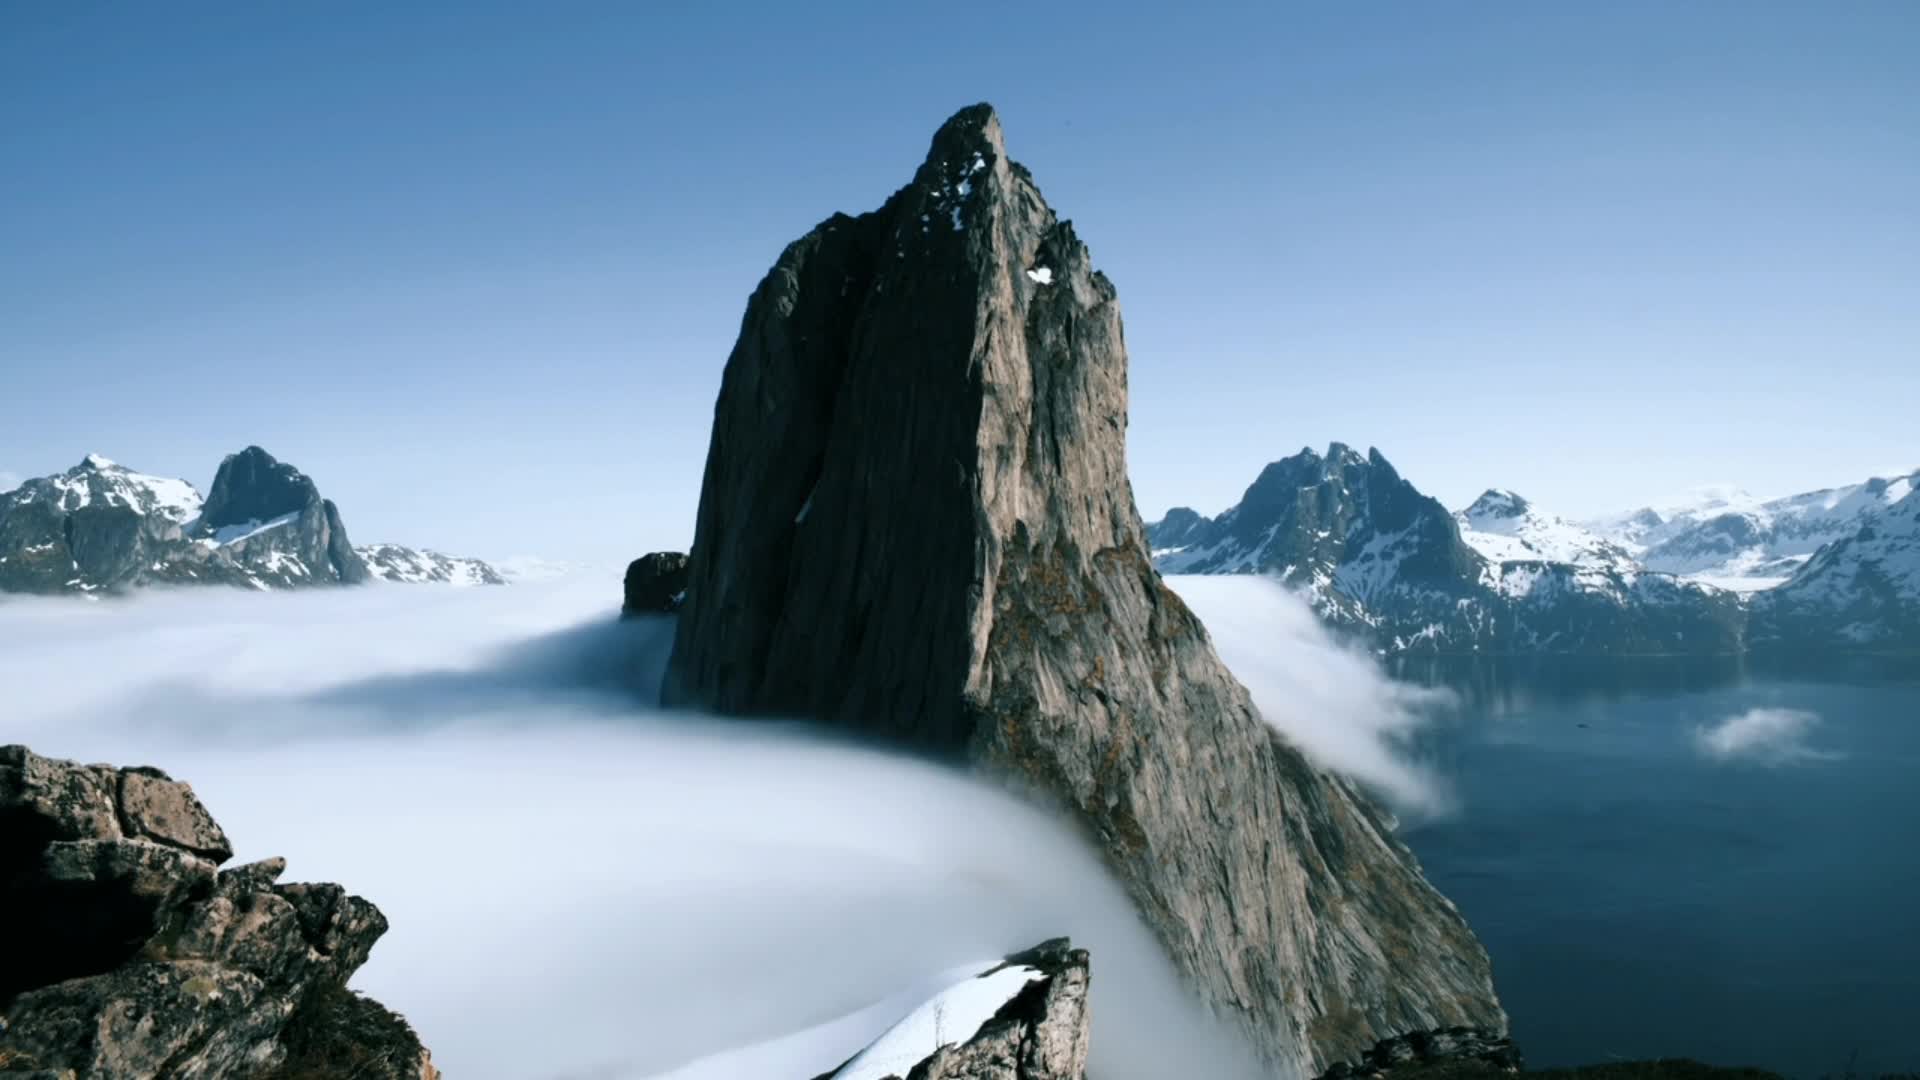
[1150,445,1743,655]
[1586,468,1920,591]
[1151,451,1919,653]
[0,449,505,594]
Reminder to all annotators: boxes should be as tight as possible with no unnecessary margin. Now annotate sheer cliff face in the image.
[665,104,1504,1075]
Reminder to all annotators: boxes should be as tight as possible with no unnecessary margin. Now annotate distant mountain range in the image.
[1150,447,1919,655]
[1584,472,1917,590]
[0,448,503,595]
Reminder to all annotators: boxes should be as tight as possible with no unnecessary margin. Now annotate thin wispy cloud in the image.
[1693,707,1841,766]
[1165,574,1456,819]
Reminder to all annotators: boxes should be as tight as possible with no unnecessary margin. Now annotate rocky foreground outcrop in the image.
[818,939,1090,1080]
[661,104,1505,1075]
[0,745,433,1079]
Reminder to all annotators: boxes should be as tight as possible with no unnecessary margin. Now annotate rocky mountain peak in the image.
[201,445,320,528]
[78,452,117,472]
[661,104,1503,1074]
[1466,489,1532,519]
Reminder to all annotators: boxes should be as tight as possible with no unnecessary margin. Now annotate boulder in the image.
[623,550,690,615]
[0,744,434,1079]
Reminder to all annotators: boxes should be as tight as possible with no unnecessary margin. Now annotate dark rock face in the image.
[1151,445,1747,656]
[664,104,1504,1075]
[0,745,436,1080]
[623,551,690,615]
[200,447,321,531]
[1316,1027,1523,1080]
[187,446,370,587]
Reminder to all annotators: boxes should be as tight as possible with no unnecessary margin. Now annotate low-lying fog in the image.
[0,573,1447,1080]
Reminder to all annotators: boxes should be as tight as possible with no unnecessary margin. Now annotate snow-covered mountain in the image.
[1149,445,1743,655]
[1454,490,1637,571]
[358,543,506,586]
[0,454,213,594]
[0,448,503,595]
[1155,453,1920,655]
[1587,470,1918,591]
[1749,485,1920,650]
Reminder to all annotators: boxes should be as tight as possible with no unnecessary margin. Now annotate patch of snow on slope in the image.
[832,964,1046,1080]
[203,511,300,546]
[1455,489,1633,570]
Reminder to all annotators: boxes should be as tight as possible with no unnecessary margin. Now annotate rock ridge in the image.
[0,744,434,1079]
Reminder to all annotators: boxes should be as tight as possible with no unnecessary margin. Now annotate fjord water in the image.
[1396,660,1920,1078]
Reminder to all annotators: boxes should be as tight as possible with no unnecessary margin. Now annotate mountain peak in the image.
[661,105,1503,1072]
[1466,489,1532,519]
[201,446,319,529]
[78,453,117,471]
[928,102,1003,156]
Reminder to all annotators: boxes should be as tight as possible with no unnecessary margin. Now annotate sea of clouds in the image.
[0,570,1450,1080]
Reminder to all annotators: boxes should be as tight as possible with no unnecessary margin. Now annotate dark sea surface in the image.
[1397,658,1920,1078]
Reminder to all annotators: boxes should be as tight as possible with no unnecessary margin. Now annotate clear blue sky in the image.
[3,2,1915,563]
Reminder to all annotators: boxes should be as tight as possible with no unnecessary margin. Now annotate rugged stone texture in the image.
[0,455,201,596]
[664,104,1505,1075]
[183,446,370,587]
[905,940,1090,1080]
[811,939,1089,1080]
[623,551,690,615]
[1317,1027,1522,1080]
[0,745,433,1079]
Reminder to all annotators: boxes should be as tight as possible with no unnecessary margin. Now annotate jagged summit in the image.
[79,452,118,471]
[662,105,1503,1074]
[201,445,322,529]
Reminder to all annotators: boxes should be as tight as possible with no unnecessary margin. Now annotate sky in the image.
[2,2,1915,564]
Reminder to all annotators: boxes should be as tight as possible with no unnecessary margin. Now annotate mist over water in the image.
[6,575,1434,1080]
[1165,575,1457,819]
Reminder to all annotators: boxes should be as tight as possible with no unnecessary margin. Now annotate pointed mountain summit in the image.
[662,104,1504,1074]
[200,445,326,529]
[186,445,369,586]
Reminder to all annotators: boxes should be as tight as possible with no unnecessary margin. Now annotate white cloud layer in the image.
[1693,706,1839,765]
[1165,574,1456,818]
[0,576,1274,1080]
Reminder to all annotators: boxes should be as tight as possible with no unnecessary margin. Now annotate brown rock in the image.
[663,105,1504,1074]
[0,744,429,1079]
[119,766,234,862]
